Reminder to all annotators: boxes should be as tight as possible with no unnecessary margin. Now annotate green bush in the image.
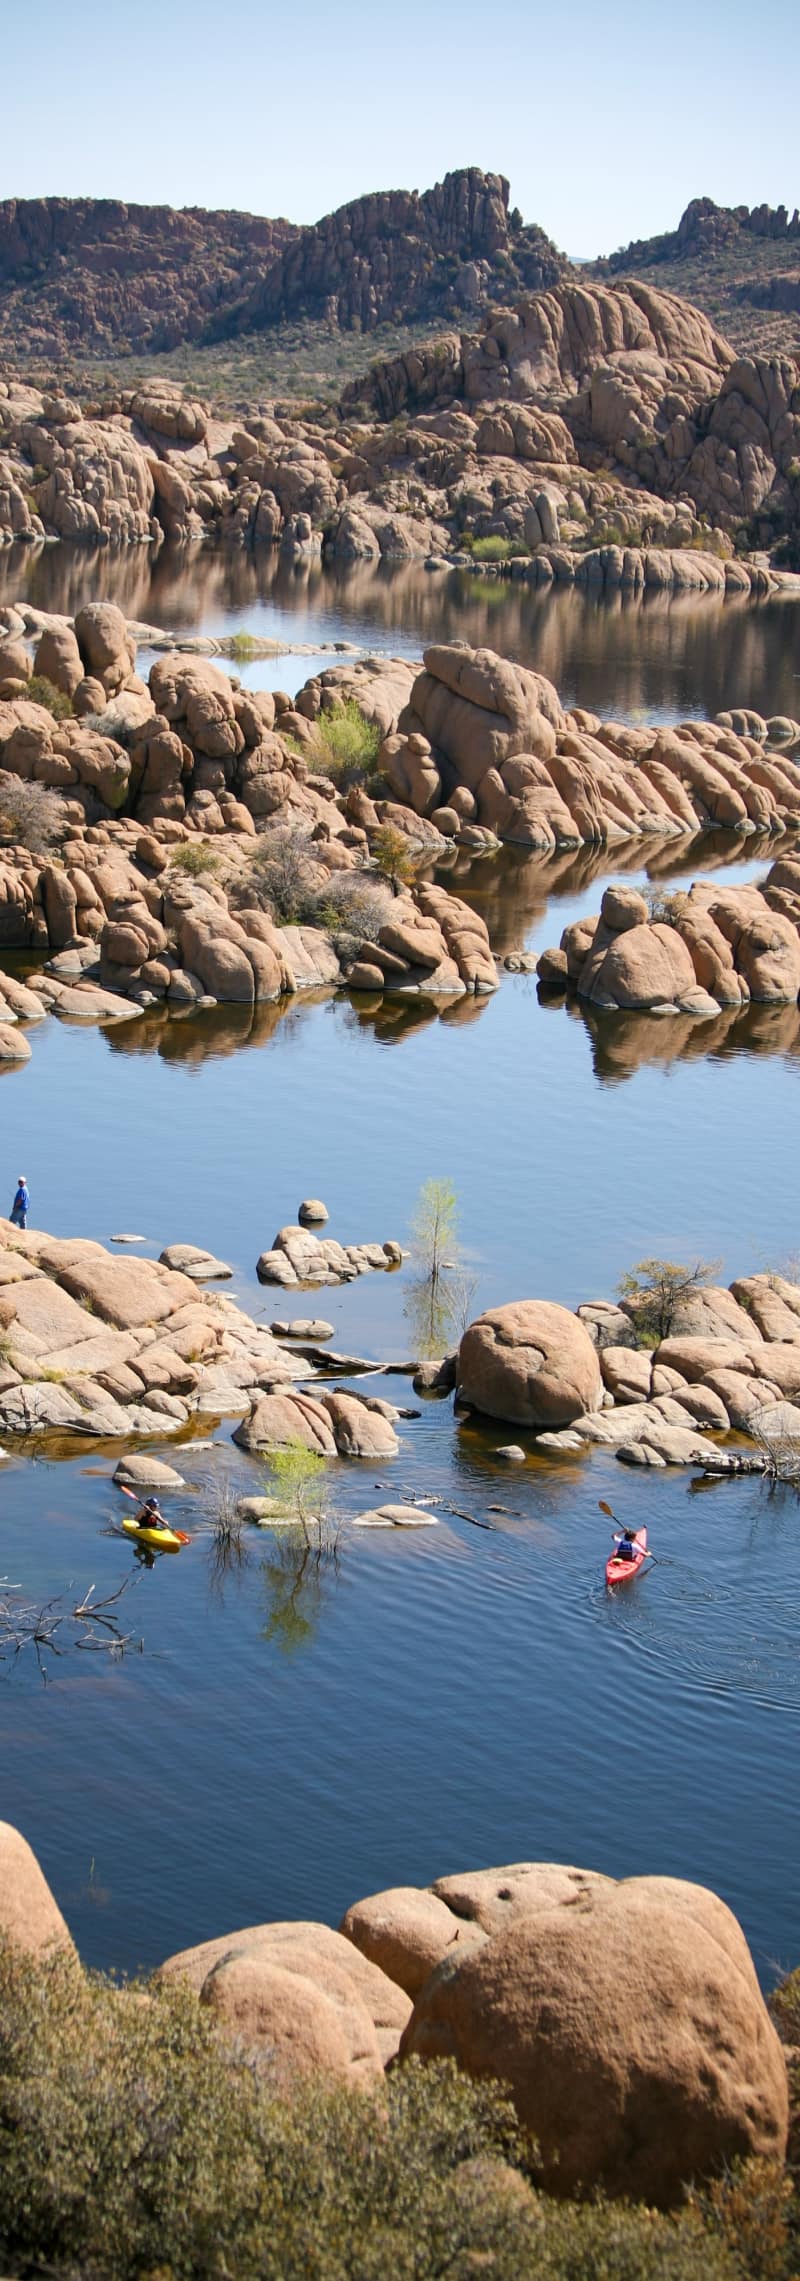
[169,840,220,876]
[26,674,73,721]
[0,1938,754,2281]
[309,699,382,780]
[466,535,529,563]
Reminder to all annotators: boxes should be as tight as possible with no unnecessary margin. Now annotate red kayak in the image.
[606,1527,648,1587]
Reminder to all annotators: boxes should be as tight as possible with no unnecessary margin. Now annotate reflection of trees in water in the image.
[260,1524,341,1655]
[2,541,798,721]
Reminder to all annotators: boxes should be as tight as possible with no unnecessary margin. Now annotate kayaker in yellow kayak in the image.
[134,1495,169,1533]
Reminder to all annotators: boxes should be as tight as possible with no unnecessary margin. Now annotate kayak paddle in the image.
[598,1499,656,1561]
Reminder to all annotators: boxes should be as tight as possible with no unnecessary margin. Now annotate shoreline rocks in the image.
[457,1270,800,1467]
[0,1817,786,2209]
[539,862,800,1015]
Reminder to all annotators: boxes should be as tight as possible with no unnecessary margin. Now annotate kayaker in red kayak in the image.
[613,1529,639,1562]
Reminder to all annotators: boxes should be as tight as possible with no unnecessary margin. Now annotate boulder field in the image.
[1,273,799,567]
[456,1275,800,1465]
[0,622,799,1064]
[538,868,800,1013]
[0,1817,788,2208]
[0,1216,405,1449]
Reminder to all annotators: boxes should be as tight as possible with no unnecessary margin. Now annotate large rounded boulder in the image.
[399,1871,788,2205]
[457,1300,602,1427]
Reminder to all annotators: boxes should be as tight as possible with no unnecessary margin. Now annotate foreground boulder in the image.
[458,1300,603,1427]
[389,1866,787,2205]
[0,1819,74,1957]
[160,1919,412,2079]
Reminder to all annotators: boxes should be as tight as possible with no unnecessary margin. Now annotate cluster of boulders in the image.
[1,274,799,562]
[2,617,800,1061]
[456,1274,800,1468]
[0,1215,409,1450]
[256,1222,403,1289]
[539,862,800,1014]
[392,644,800,852]
[4,1817,788,2208]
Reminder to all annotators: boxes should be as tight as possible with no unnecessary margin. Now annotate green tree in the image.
[617,1256,721,1345]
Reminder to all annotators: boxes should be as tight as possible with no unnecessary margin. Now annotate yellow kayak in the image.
[122,1515,184,1554]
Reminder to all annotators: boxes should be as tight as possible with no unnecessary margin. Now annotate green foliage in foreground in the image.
[0,1936,788,2281]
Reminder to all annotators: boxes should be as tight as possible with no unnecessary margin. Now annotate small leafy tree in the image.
[617,1256,722,1345]
[264,1439,328,1531]
[405,1179,468,1357]
[410,1177,459,1289]
[372,824,416,896]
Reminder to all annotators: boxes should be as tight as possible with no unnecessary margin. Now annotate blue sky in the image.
[3,0,797,253]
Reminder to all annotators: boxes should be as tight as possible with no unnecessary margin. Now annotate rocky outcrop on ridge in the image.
[0,197,298,359]
[0,173,564,363]
[232,169,565,335]
[592,198,800,361]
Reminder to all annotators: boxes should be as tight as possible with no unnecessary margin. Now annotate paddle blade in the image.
[598,1500,617,1520]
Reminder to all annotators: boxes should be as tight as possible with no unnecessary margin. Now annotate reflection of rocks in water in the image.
[445,828,775,962]
[2,544,799,726]
[582,997,800,1083]
[103,993,325,1067]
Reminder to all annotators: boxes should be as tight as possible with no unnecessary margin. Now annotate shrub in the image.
[247,824,318,922]
[26,674,73,721]
[264,1439,328,1528]
[227,630,259,662]
[169,841,220,876]
[467,535,529,563]
[372,824,417,895]
[0,1938,764,2281]
[313,872,392,944]
[0,775,64,854]
[617,1256,722,1345]
[306,699,382,783]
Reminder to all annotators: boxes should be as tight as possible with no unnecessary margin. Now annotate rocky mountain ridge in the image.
[591,197,800,360]
[0,172,566,364]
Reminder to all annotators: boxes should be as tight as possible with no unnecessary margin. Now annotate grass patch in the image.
[228,631,260,662]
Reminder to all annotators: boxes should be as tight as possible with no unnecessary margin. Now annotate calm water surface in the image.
[0,552,798,1983]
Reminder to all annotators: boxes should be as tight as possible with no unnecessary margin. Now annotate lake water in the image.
[1,546,799,1989]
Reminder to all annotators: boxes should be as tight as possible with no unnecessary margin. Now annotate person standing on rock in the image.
[10,1174,29,1230]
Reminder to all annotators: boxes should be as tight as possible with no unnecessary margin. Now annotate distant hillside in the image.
[0,198,297,358]
[591,197,800,358]
[0,172,567,367]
